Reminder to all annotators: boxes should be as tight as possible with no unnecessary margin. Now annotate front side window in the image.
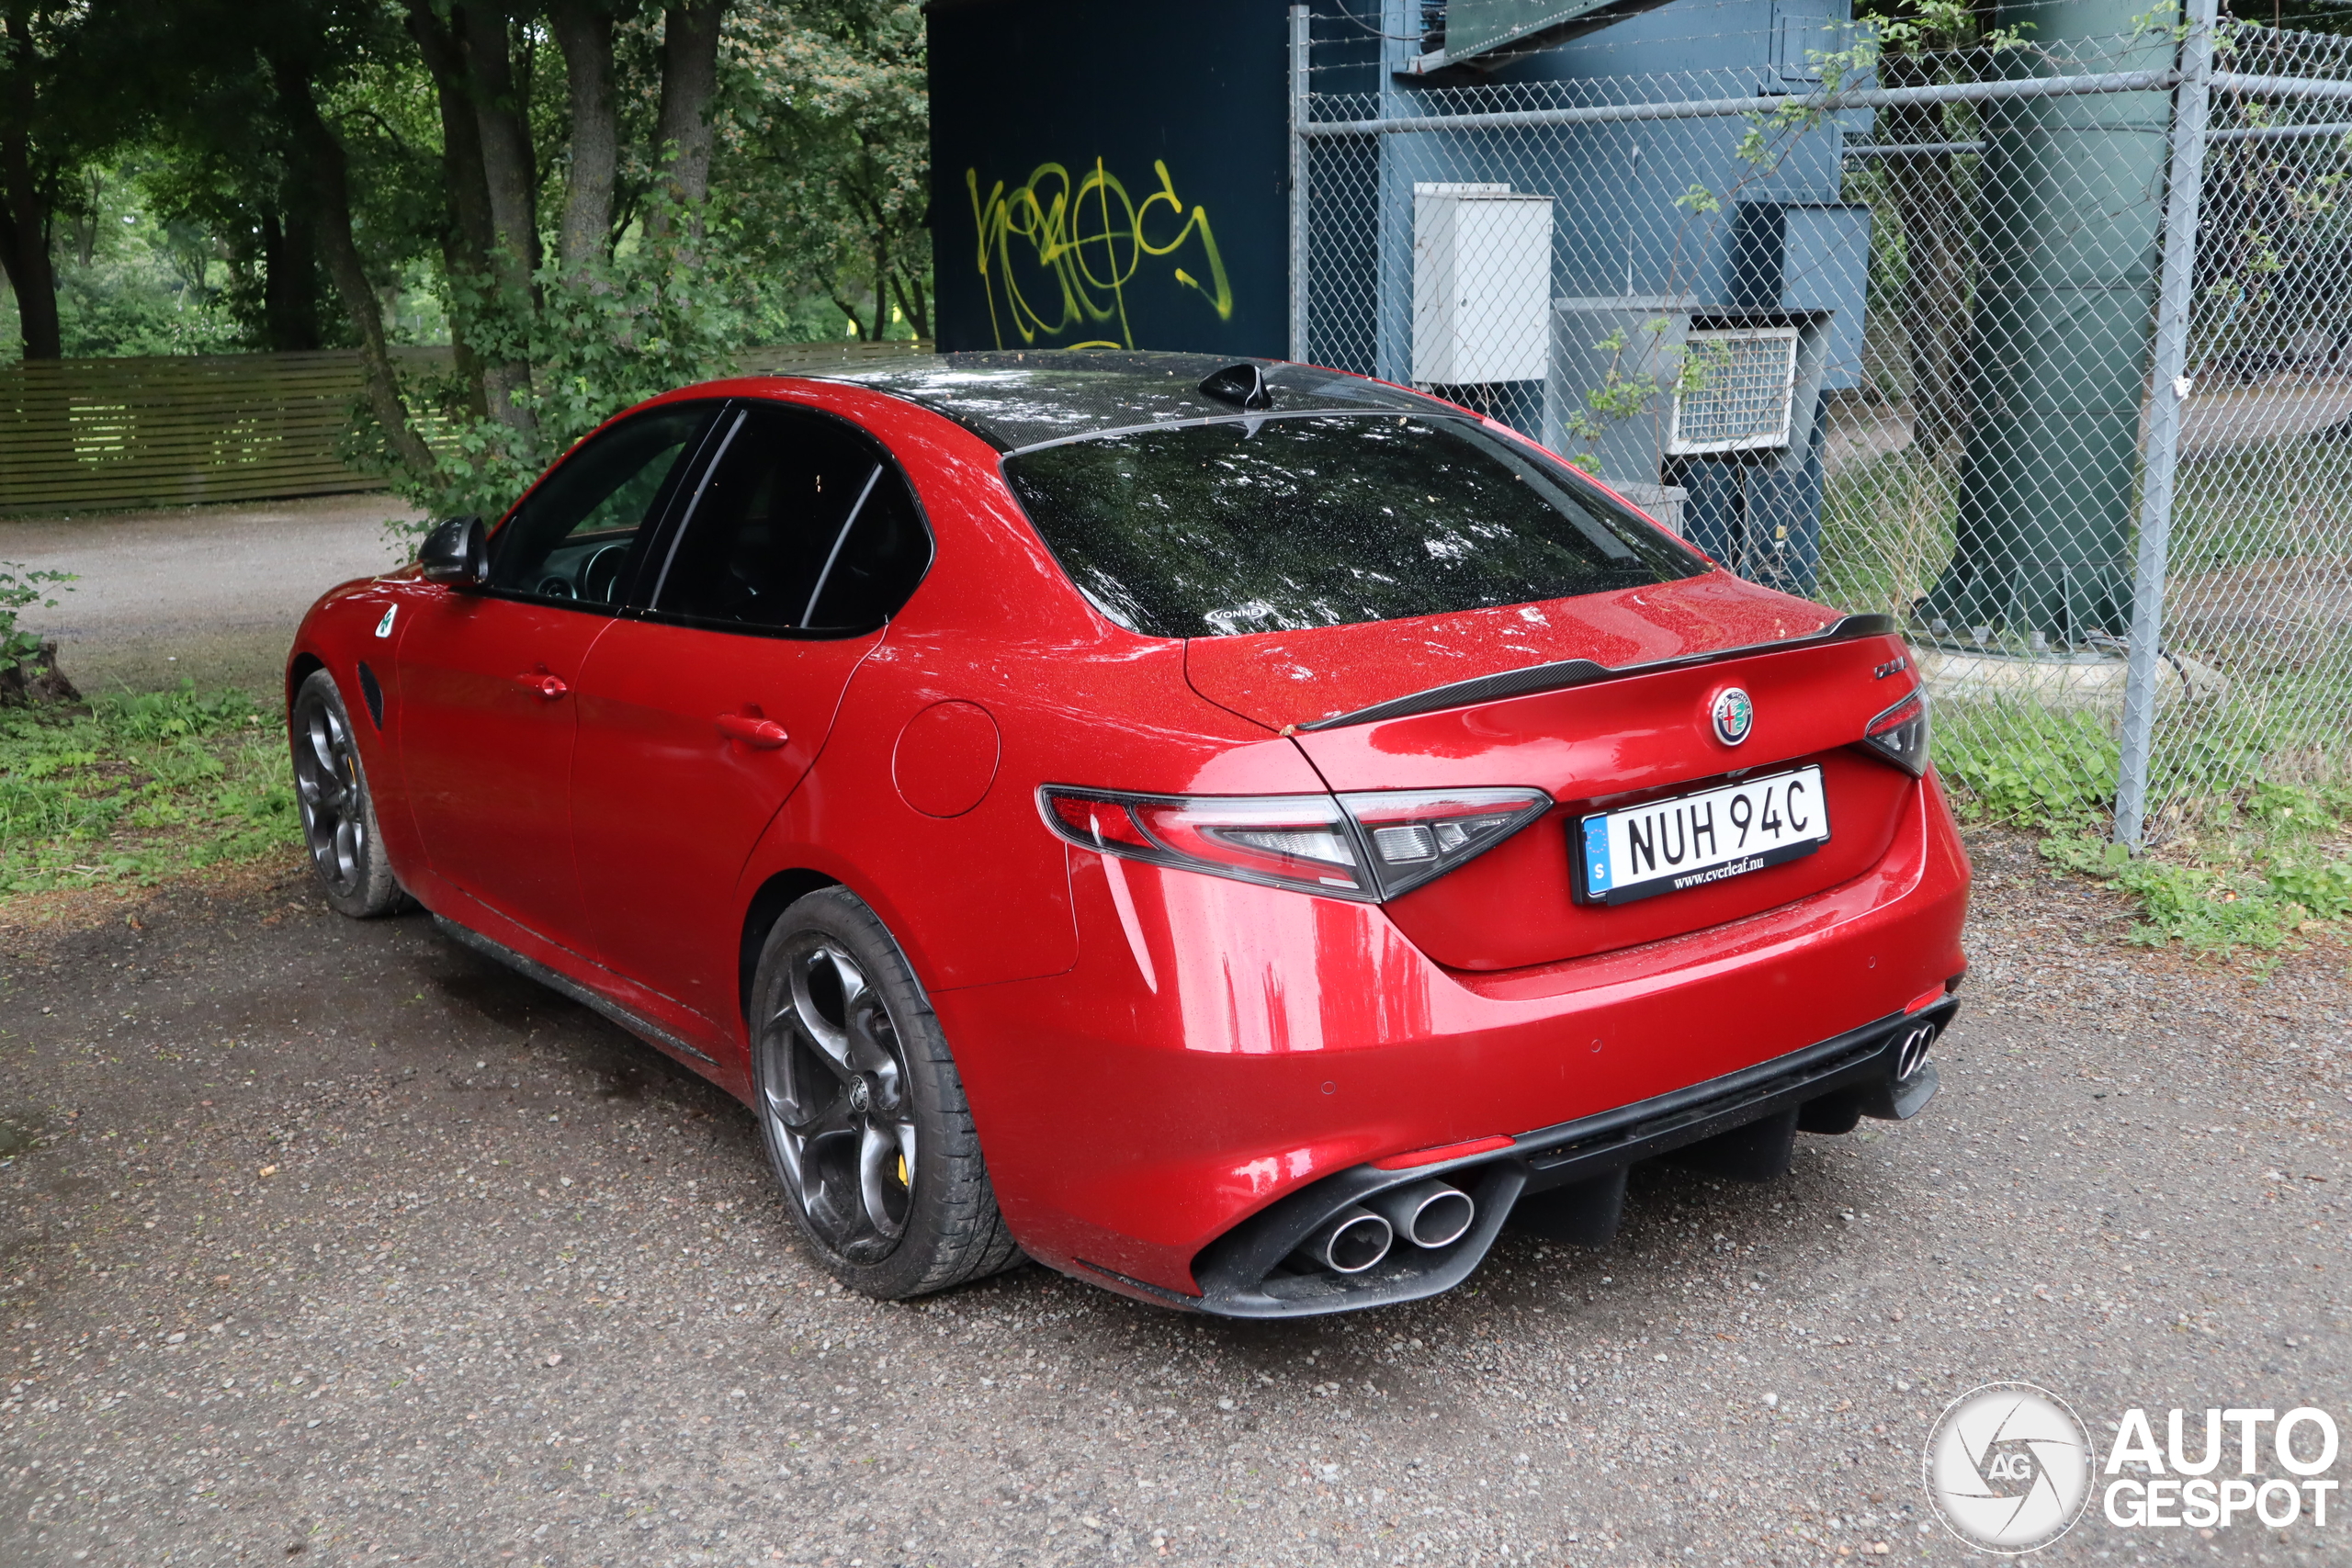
[1001,413,1707,637]
[489,403,717,605]
[650,404,930,634]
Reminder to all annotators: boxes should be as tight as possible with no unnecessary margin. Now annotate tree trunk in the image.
[0,6,59,361]
[272,56,437,479]
[403,4,497,271]
[405,2,533,440]
[889,272,929,342]
[402,3,496,422]
[551,1,616,273]
[436,223,492,423]
[260,210,324,352]
[650,0,726,232]
[458,6,541,442]
[829,287,872,343]
[1883,53,1974,458]
[0,638,78,706]
[461,6,541,284]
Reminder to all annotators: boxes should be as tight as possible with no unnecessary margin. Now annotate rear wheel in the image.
[750,887,1021,1299]
[290,669,406,919]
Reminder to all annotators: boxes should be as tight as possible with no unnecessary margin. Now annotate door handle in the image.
[517,672,569,700]
[716,713,789,750]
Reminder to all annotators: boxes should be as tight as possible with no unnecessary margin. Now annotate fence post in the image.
[2114,0,2218,850]
[1290,4,1311,364]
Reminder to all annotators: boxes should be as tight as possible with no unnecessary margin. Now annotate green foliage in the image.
[2041,837,2292,951]
[1852,0,2033,52]
[2031,781,2352,952]
[0,682,297,895]
[345,0,934,525]
[726,1,931,342]
[1561,321,1737,469]
[55,256,241,357]
[1818,449,1961,615]
[0,564,75,678]
[98,682,265,743]
[1563,324,1660,467]
[360,197,752,528]
[524,218,752,452]
[1936,704,2120,830]
[2266,857,2352,920]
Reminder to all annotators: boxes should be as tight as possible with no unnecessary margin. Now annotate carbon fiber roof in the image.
[820,350,1445,452]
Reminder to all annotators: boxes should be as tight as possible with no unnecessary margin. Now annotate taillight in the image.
[1860,688,1930,776]
[1335,788,1555,898]
[1039,785,1552,902]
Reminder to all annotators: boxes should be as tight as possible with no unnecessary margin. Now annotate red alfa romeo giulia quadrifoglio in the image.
[287,352,1967,1317]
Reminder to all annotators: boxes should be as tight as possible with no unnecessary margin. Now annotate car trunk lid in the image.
[1182,570,1840,733]
[1185,579,1924,968]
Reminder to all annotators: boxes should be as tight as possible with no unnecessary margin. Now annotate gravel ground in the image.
[3,496,416,697]
[0,829,2346,1566]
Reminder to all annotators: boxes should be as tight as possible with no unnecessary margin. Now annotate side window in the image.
[651,404,930,634]
[488,403,716,605]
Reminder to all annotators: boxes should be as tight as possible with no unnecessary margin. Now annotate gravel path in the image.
[2,496,416,697]
[0,829,2346,1565]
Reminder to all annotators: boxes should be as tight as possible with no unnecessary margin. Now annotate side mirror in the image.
[418,515,488,587]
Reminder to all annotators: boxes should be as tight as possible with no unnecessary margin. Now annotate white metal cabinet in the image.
[1412,183,1555,386]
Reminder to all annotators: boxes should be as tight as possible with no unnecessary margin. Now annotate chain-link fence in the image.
[1294,0,2352,847]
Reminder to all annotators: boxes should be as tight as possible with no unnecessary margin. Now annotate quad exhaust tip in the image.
[1291,1181,1477,1276]
[1367,1179,1476,1249]
[1294,1205,1395,1274]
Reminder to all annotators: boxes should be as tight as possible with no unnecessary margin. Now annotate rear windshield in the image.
[1000,413,1706,638]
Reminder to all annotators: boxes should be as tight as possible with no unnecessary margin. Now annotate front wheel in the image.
[289,669,406,919]
[750,886,1022,1299]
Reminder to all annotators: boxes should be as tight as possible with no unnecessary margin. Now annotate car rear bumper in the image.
[1169,997,1950,1316]
[927,772,1969,1305]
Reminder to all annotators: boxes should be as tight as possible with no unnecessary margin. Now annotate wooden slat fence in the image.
[0,338,933,516]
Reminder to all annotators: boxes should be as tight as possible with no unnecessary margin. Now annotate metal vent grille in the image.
[1668,327,1801,454]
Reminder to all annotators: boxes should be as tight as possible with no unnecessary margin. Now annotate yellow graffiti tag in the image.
[967,158,1235,350]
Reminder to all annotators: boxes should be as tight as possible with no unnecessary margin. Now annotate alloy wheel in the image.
[293,699,367,898]
[757,936,917,1263]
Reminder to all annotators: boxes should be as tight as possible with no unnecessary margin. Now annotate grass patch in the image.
[1818,438,2351,949]
[1931,702,2352,950]
[0,682,300,896]
[1935,702,2120,832]
[2171,435,2352,581]
[1819,447,1960,618]
[2039,781,2352,951]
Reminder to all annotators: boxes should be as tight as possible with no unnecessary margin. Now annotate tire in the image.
[749,886,1022,1299]
[289,669,407,919]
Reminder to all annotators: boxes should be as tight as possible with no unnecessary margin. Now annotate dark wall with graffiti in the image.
[929,0,1292,357]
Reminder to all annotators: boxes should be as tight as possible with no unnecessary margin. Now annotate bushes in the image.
[0,563,74,690]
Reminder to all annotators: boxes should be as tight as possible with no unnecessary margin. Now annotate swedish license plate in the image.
[1577,765,1830,906]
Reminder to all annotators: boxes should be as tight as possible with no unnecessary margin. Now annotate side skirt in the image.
[432,914,720,1068]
